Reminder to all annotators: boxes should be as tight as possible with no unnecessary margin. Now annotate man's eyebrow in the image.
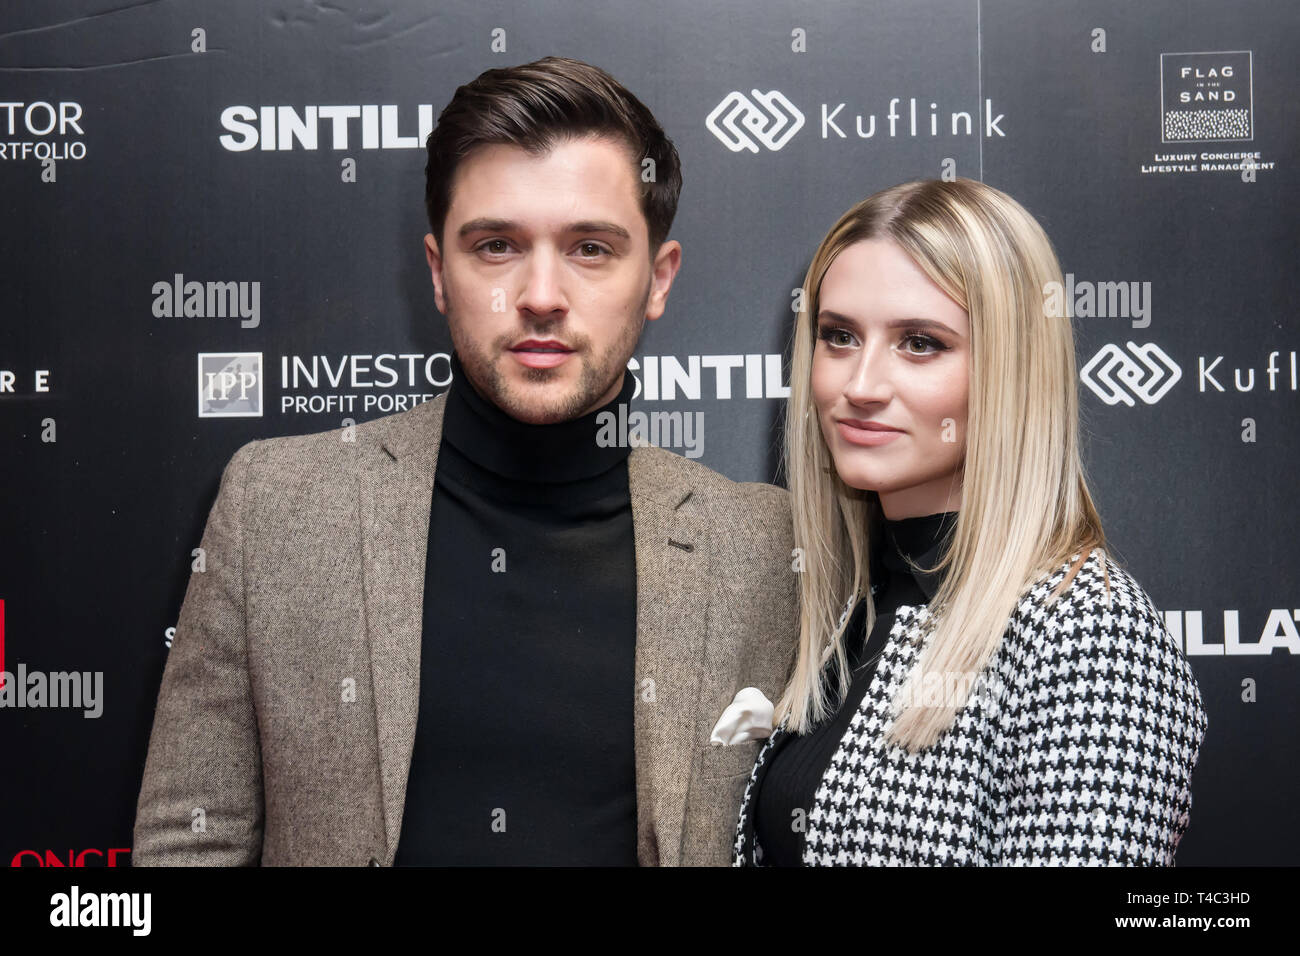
[457,218,632,241]
[817,309,963,338]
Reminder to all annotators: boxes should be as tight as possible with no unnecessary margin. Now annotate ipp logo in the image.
[198,352,263,417]
[706,90,804,153]
[11,848,132,867]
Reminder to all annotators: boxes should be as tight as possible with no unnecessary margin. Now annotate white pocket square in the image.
[709,686,775,746]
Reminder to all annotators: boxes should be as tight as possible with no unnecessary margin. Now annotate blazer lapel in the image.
[801,606,932,863]
[627,445,711,866]
[735,719,791,864]
[357,393,446,862]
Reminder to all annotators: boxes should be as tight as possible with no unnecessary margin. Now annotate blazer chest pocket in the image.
[696,740,762,780]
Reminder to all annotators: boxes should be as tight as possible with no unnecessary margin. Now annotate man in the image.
[133,56,796,866]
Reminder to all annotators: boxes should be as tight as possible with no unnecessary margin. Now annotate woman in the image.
[733,178,1208,866]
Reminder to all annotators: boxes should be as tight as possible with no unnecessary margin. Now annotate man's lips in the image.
[511,339,573,352]
[508,339,574,369]
[835,418,904,447]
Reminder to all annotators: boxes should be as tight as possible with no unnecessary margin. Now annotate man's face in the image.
[425,134,681,424]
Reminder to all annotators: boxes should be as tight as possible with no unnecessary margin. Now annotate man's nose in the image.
[515,246,567,318]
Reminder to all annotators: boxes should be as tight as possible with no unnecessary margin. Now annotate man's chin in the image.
[500,400,577,426]
[493,382,588,425]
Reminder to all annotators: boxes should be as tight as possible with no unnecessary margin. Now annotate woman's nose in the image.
[842,341,893,405]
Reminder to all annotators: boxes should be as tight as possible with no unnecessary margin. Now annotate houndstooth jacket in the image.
[733,549,1209,866]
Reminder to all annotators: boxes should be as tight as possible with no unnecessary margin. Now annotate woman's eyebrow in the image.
[818,310,962,338]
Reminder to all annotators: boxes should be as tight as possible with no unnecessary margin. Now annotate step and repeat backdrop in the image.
[2,0,1296,866]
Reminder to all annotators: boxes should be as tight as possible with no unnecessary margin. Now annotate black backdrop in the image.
[2,0,1297,866]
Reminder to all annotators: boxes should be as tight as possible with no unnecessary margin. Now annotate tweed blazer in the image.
[734,548,1208,866]
[133,391,797,866]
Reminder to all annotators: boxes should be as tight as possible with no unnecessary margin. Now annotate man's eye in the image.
[478,239,510,255]
[576,242,607,258]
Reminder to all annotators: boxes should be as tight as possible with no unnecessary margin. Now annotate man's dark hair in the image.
[424,56,683,255]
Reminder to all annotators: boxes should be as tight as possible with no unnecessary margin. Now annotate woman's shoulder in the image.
[1000,547,1199,690]
[998,548,1201,712]
[1012,547,1163,632]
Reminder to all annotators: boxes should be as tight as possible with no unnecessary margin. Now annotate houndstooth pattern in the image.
[733,550,1208,866]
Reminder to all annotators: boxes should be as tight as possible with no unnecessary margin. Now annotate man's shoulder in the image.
[628,443,790,521]
[229,393,445,480]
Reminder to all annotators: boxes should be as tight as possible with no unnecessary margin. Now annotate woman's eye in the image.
[902,333,944,355]
[818,327,855,348]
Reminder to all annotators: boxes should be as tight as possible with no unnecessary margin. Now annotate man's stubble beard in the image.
[444,276,650,425]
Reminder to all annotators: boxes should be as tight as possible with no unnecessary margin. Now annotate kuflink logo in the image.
[1080,342,1182,406]
[706,90,804,152]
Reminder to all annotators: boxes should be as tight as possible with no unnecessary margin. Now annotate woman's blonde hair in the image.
[779,177,1109,750]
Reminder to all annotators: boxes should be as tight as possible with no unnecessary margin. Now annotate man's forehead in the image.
[452,134,639,196]
[460,132,635,169]
[447,135,641,220]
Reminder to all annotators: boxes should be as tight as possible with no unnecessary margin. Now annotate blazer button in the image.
[368,857,381,867]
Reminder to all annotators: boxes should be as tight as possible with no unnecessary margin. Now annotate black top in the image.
[752,510,958,866]
[393,353,639,865]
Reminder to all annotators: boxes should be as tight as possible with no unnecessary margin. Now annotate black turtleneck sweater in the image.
[392,353,638,865]
[753,510,958,866]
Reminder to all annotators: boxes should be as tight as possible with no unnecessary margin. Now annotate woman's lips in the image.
[835,420,904,447]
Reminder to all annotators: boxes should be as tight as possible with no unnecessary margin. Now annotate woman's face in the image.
[810,238,970,520]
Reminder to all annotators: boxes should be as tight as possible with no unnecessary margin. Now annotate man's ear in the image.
[424,233,447,314]
[645,239,682,322]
